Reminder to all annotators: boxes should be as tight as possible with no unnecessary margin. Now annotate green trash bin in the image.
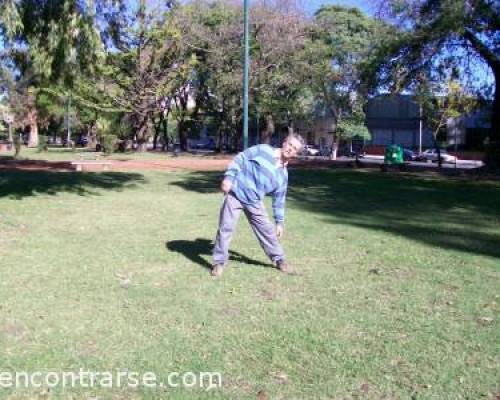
[384,145,404,165]
[381,145,405,172]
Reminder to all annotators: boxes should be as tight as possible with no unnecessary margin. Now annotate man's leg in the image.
[212,193,243,269]
[244,202,285,264]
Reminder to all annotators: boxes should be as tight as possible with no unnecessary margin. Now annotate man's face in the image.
[281,137,302,160]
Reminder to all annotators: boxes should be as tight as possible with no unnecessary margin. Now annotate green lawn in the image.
[0,168,498,399]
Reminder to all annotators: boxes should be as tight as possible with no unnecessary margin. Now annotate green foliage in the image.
[416,79,479,139]
[114,115,134,141]
[0,1,385,152]
[96,116,113,136]
[13,134,21,158]
[303,5,386,152]
[96,115,119,153]
[37,135,48,153]
[336,120,371,140]
[179,0,311,146]
[0,0,107,86]
[372,0,500,166]
[373,0,499,93]
[101,134,117,154]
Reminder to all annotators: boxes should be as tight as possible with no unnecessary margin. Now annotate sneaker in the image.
[276,260,294,274]
[211,264,225,277]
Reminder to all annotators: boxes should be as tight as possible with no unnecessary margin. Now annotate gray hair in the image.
[285,132,305,149]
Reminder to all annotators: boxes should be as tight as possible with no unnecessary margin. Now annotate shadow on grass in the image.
[289,169,500,259]
[170,169,500,259]
[170,171,221,194]
[0,170,146,199]
[166,238,272,269]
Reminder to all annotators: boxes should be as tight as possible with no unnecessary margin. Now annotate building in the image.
[295,94,490,152]
[366,94,434,150]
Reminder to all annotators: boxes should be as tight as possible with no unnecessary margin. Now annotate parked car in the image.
[402,148,417,161]
[76,135,89,146]
[340,148,366,158]
[191,137,215,151]
[302,145,320,156]
[48,137,63,145]
[62,138,75,147]
[418,148,457,163]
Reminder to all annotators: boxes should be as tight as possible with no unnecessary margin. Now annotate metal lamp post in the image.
[243,0,250,149]
[66,93,72,147]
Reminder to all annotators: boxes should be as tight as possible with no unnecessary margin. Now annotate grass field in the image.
[0,167,498,399]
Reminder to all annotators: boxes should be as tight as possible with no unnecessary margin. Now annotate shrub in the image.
[13,135,21,159]
[102,135,117,154]
[38,135,48,153]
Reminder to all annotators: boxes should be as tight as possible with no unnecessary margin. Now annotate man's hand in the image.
[221,178,232,194]
[276,224,284,240]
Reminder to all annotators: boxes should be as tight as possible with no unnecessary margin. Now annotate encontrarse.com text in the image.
[0,370,222,391]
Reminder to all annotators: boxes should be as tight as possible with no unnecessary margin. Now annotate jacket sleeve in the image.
[272,187,287,226]
[224,145,261,183]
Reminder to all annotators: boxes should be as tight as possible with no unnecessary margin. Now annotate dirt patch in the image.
[110,158,230,172]
[0,158,231,172]
[0,155,375,172]
[256,289,276,301]
[0,159,73,172]
[3,320,27,340]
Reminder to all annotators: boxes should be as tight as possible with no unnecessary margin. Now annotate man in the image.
[211,133,304,277]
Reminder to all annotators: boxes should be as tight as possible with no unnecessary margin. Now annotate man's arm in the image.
[272,188,286,233]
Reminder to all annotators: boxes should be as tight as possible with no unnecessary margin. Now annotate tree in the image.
[177,0,248,150]
[247,0,309,145]
[178,0,310,150]
[89,0,183,151]
[0,0,106,147]
[416,77,478,167]
[303,6,384,159]
[373,0,500,167]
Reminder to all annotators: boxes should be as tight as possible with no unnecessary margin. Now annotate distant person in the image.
[211,133,304,277]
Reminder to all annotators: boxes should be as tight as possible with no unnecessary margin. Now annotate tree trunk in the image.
[432,131,443,168]
[217,123,223,153]
[178,119,188,151]
[225,123,229,152]
[486,69,500,168]
[162,115,169,152]
[330,135,339,160]
[26,108,39,148]
[136,117,149,152]
[287,114,294,136]
[152,116,160,150]
[464,30,500,168]
[88,121,98,150]
[261,115,274,144]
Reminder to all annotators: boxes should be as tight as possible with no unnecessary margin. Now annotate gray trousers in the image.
[212,192,285,265]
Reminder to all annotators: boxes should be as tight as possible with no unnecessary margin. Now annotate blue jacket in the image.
[224,144,288,225]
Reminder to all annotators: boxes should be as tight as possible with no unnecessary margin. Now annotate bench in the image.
[0,143,12,152]
[71,160,113,172]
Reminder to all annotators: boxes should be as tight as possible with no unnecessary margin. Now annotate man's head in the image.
[281,133,305,161]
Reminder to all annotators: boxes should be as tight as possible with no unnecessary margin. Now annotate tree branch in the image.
[463,28,500,70]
